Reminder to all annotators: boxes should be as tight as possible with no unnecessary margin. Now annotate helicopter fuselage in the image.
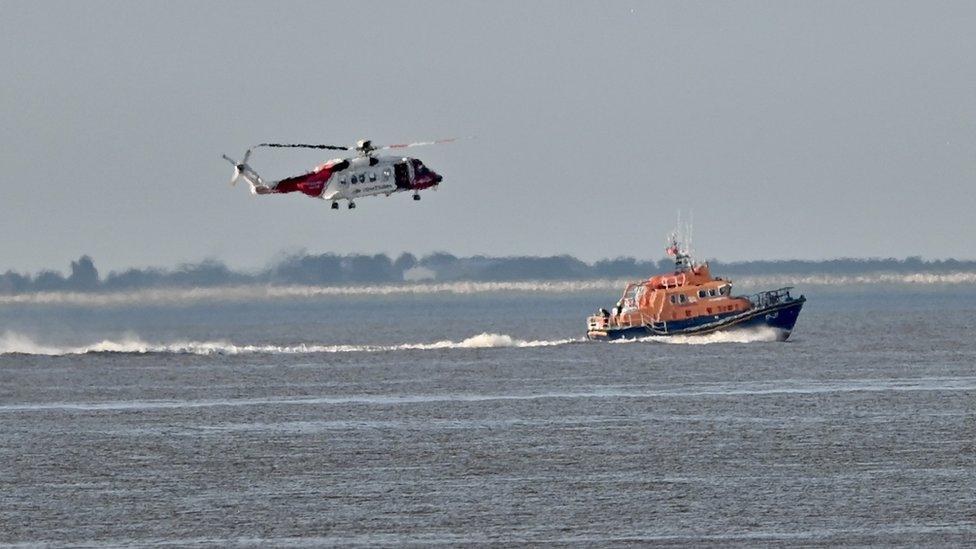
[263,155,442,205]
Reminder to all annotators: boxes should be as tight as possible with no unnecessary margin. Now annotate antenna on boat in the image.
[666,211,697,273]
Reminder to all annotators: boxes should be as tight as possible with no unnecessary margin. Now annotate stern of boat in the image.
[586,312,656,341]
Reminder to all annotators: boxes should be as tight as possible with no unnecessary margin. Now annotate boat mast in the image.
[666,215,695,273]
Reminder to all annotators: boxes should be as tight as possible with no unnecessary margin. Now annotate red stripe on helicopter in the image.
[274,163,337,196]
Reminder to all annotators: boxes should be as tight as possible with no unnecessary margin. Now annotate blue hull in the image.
[587,297,805,342]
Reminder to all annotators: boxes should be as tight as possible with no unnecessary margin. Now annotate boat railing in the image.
[617,312,655,329]
[660,273,686,289]
[746,287,794,308]
[587,311,657,331]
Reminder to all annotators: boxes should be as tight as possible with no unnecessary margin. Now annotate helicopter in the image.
[221,138,457,209]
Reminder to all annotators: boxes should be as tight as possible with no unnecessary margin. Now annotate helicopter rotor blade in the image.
[379,137,466,151]
[253,143,350,151]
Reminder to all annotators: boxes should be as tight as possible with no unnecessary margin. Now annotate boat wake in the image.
[609,326,784,345]
[657,326,785,344]
[0,331,580,356]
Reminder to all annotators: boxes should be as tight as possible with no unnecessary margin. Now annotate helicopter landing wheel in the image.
[331,202,339,210]
[348,202,356,209]
[413,193,421,201]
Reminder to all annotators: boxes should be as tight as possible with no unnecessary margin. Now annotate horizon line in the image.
[6,252,976,277]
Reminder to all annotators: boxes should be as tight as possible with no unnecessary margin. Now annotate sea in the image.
[1,283,974,547]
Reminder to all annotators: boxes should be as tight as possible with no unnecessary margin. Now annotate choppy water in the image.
[1,289,975,546]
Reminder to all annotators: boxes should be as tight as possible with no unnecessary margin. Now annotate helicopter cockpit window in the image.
[411,159,429,175]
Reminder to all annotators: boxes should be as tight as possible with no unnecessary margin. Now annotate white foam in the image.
[738,272,976,286]
[0,324,778,356]
[0,331,65,355]
[0,271,972,307]
[0,280,625,307]
[655,326,784,345]
[607,326,783,345]
[0,331,579,357]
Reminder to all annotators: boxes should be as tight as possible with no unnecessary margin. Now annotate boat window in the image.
[382,168,391,180]
[698,290,707,298]
[358,174,366,183]
[708,288,717,297]
[720,285,730,296]
[669,295,677,304]
[679,294,687,304]
[369,172,377,182]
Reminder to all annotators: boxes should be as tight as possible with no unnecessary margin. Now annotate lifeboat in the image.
[586,234,805,341]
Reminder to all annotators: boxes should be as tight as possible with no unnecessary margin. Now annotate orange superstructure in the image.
[590,263,751,332]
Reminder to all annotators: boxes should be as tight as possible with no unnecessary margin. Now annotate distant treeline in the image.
[1,253,974,294]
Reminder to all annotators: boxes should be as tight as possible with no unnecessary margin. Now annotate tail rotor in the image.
[222,149,253,187]
[221,149,268,194]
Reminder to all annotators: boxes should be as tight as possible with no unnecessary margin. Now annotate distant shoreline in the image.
[1,272,974,307]
[4,253,976,296]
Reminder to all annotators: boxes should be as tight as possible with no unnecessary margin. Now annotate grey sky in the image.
[1,1,974,273]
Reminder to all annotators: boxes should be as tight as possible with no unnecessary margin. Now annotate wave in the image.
[1,271,974,307]
[657,326,784,345]
[0,324,782,356]
[0,280,623,307]
[737,272,976,286]
[0,331,579,356]
[5,377,976,413]
[610,326,784,345]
